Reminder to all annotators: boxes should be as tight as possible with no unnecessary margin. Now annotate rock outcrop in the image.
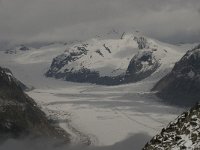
[143,103,200,150]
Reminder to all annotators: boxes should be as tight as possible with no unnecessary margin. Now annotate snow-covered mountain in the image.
[153,44,200,106]
[143,102,200,150]
[46,32,181,85]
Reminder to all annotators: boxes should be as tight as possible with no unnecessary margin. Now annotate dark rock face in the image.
[152,44,200,106]
[135,37,149,49]
[125,50,160,82]
[46,50,159,86]
[0,67,70,142]
[46,46,88,78]
[143,103,200,150]
[48,66,124,86]
[19,45,30,51]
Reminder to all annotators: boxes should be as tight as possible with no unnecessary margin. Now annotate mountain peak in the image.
[46,32,181,85]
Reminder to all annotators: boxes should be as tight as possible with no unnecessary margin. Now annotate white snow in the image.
[50,33,183,78]
[0,38,189,147]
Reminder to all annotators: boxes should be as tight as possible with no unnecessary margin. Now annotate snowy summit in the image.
[46,32,180,85]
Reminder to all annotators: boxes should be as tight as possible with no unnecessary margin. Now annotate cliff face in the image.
[152,44,200,106]
[0,67,70,142]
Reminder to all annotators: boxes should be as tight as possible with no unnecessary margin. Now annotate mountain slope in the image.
[0,67,29,91]
[152,44,200,106]
[0,66,70,141]
[143,103,200,150]
[46,33,181,85]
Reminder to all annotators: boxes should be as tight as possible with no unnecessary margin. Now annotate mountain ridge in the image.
[152,43,200,106]
[46,32,181,85]
[0,66,70,142]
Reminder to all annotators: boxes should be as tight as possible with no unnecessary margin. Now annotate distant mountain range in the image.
[5,45,31,54]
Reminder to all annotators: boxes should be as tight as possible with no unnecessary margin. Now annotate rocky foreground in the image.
[143,103,200,150]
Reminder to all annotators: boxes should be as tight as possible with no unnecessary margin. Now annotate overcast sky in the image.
[0,0,200,44]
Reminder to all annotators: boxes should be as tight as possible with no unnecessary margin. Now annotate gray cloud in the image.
[0,0,200,44]
[198,8,200,14]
